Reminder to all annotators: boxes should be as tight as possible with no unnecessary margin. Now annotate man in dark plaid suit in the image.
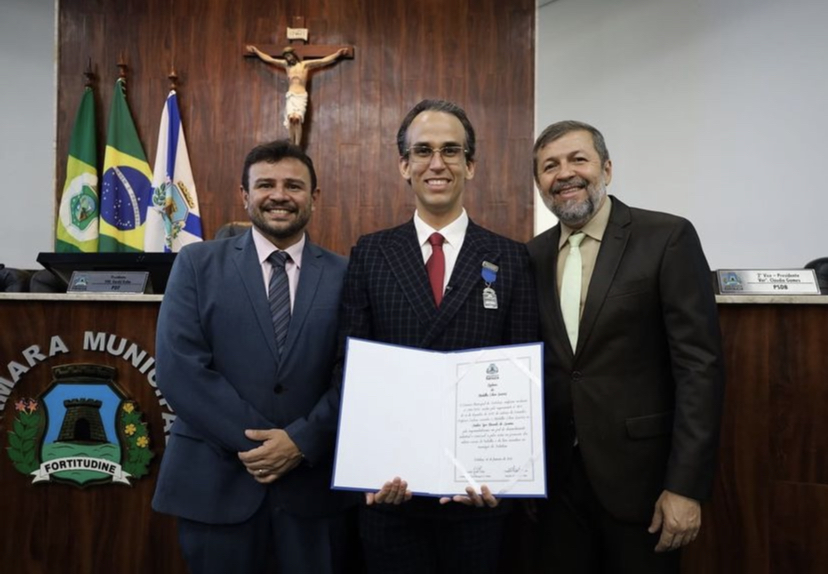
[334,99,538,574]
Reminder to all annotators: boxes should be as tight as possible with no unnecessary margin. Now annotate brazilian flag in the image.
[56,86,99,252]
[99,78,152,252]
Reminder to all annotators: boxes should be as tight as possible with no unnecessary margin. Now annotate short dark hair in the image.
[533,121,610,179]
[396,99,476,162]
[241,140,317,191]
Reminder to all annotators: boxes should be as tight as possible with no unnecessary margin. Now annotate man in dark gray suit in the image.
[335,99,538,574]
[527,121,725,573]
[152,140,354,574]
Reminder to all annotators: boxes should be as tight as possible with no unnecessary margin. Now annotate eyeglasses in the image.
[405,144,468,164]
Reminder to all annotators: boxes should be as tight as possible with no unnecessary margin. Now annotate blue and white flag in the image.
[144,90,203,252]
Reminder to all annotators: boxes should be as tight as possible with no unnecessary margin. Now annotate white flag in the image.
[144,90,203,252]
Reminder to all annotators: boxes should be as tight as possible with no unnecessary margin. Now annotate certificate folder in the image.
[333,338,546,498]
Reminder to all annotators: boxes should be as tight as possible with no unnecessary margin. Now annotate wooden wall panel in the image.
[55,0,536,255]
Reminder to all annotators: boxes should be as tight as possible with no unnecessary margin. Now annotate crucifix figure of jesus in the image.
[246,44,350,146]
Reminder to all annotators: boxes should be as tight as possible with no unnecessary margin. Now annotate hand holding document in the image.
[333,339,546,498]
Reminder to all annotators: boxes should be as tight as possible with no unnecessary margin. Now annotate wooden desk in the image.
[2,294,827,573]
[682,296,828,574]
[0,294,186,574]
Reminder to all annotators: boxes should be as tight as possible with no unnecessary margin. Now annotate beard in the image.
[544,176,607,228]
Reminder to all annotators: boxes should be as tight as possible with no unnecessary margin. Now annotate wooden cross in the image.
[242,17,354,61]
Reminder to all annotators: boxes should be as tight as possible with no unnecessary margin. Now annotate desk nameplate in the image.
[67,271,149,294]
[717,269,819,295]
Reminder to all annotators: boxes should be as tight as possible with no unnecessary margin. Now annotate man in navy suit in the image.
[527,121,725,573]
[335,99,538,574]
[152,140,354,574]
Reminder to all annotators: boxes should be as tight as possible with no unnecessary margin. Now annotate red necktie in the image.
[426,232,446,307]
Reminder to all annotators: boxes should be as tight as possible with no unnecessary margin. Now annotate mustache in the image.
[262,200,295,211]
[551,177,588,194]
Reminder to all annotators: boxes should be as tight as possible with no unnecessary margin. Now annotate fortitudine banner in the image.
[31,456,132,485]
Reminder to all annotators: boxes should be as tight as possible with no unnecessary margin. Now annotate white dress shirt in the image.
[413,208,469,294]
[251,226,305,312]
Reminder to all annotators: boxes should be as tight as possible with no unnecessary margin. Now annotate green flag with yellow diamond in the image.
[56,86,99,252]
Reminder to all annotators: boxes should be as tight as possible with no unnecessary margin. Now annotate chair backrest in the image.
[0,268,32,292]
[805,257,828,293]
[214,221,252,240]
[29,269,66,293]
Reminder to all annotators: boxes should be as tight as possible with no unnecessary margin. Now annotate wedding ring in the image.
[258,469,265,475]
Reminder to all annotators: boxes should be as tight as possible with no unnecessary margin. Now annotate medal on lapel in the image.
[482,261,499,309]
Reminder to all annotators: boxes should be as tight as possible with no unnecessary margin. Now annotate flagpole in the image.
[168,66,178,92]
[116,53,128,82]
[84,58,94,88]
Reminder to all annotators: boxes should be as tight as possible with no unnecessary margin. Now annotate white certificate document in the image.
[332,338,546,498]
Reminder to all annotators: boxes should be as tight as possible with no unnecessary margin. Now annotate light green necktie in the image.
[560,232,585,351]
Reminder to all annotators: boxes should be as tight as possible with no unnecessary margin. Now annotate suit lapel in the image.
[534,226,574,358]
[380,221,436,327]
[419,221,498,348]
[577,197,631,357]
[281,241,322,359]
[233,231,281,364]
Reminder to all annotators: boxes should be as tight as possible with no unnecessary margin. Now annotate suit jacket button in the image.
[273,384,285,394]
[572,371,582,382]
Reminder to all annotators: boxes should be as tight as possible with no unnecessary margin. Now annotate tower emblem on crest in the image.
[6,364,154,488]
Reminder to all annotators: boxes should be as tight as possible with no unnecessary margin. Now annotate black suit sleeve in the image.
[659,219,725,500]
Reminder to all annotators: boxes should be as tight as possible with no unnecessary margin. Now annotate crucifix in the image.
[245,17,355,146]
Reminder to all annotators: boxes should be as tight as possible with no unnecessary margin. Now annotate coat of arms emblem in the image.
[6,364,153,487]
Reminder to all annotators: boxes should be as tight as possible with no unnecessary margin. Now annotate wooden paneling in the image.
[769,307,828,485]
[770,482,828,574]
[55,0,536,254]
[680,304,828,574]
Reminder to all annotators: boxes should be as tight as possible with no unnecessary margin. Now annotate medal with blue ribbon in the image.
[482,261,499,309]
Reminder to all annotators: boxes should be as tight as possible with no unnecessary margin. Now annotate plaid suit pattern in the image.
[336,218,539,574]
[338,219,538,353]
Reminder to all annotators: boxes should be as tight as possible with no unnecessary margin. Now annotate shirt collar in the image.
[251,226,306,268]
[413,208,469,247]
[559,195,613,250]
